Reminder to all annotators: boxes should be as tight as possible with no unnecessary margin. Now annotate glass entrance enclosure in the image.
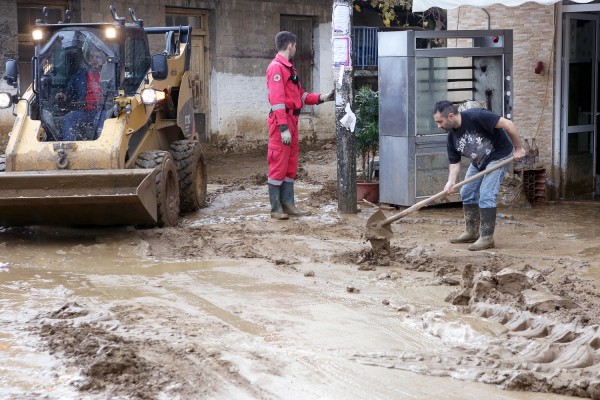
[378,30,513,206]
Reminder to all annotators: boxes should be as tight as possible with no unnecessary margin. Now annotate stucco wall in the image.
[446,4,556,168]
[209,1,334,147]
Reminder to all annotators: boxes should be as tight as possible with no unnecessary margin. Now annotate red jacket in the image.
[266,54,320,127]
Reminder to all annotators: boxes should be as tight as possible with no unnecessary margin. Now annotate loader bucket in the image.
[0,169,158,226]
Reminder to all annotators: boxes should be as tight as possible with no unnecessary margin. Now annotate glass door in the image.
[562,13,598,198]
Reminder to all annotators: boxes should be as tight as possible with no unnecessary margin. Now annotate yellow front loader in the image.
[0,5,207,227]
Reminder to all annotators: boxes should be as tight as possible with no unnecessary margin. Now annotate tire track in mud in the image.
[343,243,600,399]
[354,303,600,399]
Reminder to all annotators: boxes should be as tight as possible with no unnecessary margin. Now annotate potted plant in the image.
[354,85,380,203]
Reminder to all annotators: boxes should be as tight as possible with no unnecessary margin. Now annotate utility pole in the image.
[332,0,356,214]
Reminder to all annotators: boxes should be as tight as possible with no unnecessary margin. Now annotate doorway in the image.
[561,13,598,198]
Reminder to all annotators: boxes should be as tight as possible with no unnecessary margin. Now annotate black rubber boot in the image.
[468,207,496,251]
[449,204,480,244]
[280,181,310,216]
[268,184,289,220]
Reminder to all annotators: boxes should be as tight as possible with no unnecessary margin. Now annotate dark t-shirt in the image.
[447,108,514,171]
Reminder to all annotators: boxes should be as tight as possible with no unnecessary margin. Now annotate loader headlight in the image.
[104,26,118,40]
[0,92,14,109]
[32,29,44,42]
[141,88,166,105]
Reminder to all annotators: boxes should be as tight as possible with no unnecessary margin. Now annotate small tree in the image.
[354,85,379,182]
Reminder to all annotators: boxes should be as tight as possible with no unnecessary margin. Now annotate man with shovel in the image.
[265,31,334,220]
[432,101,526,251]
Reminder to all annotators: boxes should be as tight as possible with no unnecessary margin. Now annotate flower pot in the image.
[357,180,379,203]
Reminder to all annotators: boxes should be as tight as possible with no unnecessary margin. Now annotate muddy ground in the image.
[1,141,600,399]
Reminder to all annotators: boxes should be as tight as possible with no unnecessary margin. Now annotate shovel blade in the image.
[365,209,393,252]
[365,209,393,240]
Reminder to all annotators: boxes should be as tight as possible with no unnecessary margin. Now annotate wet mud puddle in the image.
[0,198,599,399]
[0,227,573,399]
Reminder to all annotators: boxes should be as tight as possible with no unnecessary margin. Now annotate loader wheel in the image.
[170,140,207,212]
[0,154,5,172]
[135,151,180,227]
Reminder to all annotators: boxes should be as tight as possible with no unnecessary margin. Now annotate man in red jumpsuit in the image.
[266,31,334,220]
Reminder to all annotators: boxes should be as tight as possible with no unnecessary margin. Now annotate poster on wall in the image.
[333,37,350,67]
[332,3,351,35]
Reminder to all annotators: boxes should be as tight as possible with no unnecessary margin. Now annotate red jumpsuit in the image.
[266,54,320,185]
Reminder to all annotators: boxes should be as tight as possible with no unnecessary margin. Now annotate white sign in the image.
[333,37,350,67]
[333,3,351,35]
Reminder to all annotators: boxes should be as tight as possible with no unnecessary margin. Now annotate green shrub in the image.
[354,85,379,181]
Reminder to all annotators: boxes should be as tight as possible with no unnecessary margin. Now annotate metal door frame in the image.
[561,12,599,197]
[556,2,600,198]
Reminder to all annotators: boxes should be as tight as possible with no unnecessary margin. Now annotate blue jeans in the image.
[460,158,509,209]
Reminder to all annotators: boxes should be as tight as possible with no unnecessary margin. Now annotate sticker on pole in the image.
[333,37,350,67]
[333,3,351,36]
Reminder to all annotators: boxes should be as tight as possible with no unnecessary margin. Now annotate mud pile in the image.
[32,300,262,399]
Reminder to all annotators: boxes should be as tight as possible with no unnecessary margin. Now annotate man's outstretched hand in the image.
[320,90,334,103]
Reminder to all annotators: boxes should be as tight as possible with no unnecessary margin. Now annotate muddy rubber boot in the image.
[280,181,310,217]
[449,204,480,244]
[269,184,289,220]
[468,207,496,251]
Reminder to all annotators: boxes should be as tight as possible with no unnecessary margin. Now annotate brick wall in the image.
[447,4,556,168]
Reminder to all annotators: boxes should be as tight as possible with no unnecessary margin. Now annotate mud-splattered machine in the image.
[0,6,207,227]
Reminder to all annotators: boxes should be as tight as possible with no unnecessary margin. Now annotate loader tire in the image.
[170,140,207,212]
[0,154,5,172]
[135,151,180,227]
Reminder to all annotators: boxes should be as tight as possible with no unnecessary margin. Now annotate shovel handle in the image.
[379,156,515,228]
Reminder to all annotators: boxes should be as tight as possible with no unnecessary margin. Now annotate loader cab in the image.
[33,23,151,142]
[35,27,116,142]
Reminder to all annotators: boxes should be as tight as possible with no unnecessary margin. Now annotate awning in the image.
[412,0,593,13]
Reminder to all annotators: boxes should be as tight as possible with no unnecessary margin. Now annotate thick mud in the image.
[1,142,600,399]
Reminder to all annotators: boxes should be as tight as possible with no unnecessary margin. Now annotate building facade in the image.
[448,1,600,200]
[0,0,336,151]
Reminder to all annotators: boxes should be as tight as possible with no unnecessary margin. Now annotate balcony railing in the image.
[353,26,379,68]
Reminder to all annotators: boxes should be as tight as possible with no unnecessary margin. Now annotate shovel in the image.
[365,156,515,251]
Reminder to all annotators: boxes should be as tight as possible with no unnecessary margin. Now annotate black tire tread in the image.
[169,140,207,212]
[135,151,180,227]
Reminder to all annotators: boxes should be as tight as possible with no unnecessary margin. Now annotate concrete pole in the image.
[332,0,356,214]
